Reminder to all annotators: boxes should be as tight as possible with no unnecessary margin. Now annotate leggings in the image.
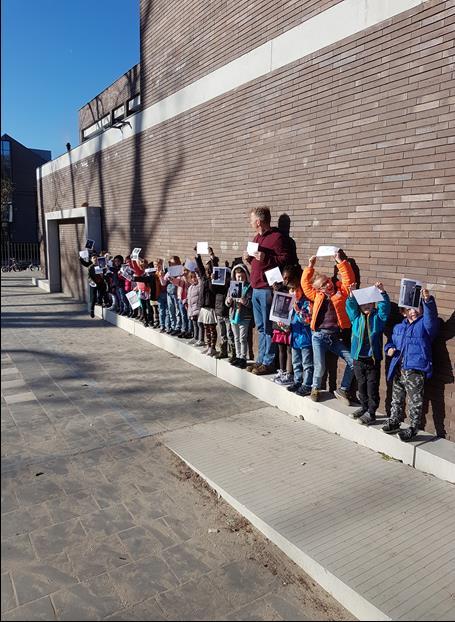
[205,324,217,348]
[277,343,292,373]
[140,299,152,325]
[191,318,204,342]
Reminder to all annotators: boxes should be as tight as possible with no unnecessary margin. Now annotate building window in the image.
[127,94,141,114]
[1,139,12,179]
[82,113,111,140]
[113,104,125,121]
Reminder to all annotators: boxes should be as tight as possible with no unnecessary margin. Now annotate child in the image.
[382,288,439,441]
[79,252,109,318]
[131,255,153,327]
[212,259,234,360]
[133,261,161,328]
[195,253,218,356]
[301,250,355,404]
[187,271,204,345]
[271,270,294,386]
[225,264,253,369]
[155,258,168,332]
[174,268,191,338]
[163,256,182,335]
[111,255,128,315]
[286,266,314,397]
[345,282,391,425]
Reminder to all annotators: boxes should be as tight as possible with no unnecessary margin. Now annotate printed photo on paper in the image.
[212,267,227,286]
[229,281,243,299]
[85,239,95,250]
[269,291,294,325]
[126,291,141,310]
[399,278,423,309]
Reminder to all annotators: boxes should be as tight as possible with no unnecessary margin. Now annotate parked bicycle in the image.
[1,258,41,272]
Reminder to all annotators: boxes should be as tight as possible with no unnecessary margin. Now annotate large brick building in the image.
[37,0,454,438]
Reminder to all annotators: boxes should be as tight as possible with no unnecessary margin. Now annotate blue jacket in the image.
[346,292,391,362]
[385,297,439,380]
[290,298,312,350]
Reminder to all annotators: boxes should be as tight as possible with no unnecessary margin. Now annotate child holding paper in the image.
[163,256,183,335]
[271,271,294,386]
[195,253,218,356]
[346,282,391,424]
[187,271,204,345]
[286,266,314,396]
[382,288,439,441]
[131,256,153,327]
[302,250,355,404]
[225,263,253,368]
[111,255,128,315]
[155,258,168,332]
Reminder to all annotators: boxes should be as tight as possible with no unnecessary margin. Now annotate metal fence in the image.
[1,241,41,268]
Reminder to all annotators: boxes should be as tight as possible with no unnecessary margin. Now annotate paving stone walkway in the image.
[1,274,349,621]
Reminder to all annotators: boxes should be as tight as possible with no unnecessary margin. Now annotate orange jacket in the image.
[301,260,355,331]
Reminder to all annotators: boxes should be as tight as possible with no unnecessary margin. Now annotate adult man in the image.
[243,207,291,375]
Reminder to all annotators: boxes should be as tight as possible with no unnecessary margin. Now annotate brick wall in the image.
[78,64,140,135]
[38,0,455,438]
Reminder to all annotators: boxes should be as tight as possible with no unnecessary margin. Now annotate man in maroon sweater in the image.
[243,207,291,375]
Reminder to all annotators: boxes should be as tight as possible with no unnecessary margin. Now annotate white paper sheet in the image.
[247,241,259,255]
[79,250,89,261]
[352,286,384,306]
[126,290,141,310]
[184,259,197,272]
[167,264,184,277]
[94,266,103,274]
[131,247,141,260]
[144,268,156,274]
[399,278,423,309]
[269,291,295,325]
[316,245,339,257]
[265,267,283,286]
[197,242,209,255]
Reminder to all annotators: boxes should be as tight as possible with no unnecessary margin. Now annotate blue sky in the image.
[1,0,139,160]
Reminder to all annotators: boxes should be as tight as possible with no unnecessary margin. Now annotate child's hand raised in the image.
[334,249,347,264]
[422,288,431,302]
[387,347,396,357]
[348,283,357,297]
[375,281,385,292]
[308,256,317,268]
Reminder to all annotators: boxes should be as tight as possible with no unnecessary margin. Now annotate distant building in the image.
[1,134,51,243]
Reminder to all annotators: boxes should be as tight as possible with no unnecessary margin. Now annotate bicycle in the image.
[1,258,20,272]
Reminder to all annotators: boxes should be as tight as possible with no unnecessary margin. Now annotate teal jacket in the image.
[345,292,391,362]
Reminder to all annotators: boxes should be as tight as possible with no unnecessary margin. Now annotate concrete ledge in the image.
[31,277,51,292]
[415,437,455,484]
[34,287,455,485]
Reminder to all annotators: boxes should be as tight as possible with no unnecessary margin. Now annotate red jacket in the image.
[248,228,291,289]
[131,260,150,293]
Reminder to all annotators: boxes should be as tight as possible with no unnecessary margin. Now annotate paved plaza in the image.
[1,274,349,621]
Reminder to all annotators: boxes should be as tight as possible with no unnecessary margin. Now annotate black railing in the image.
[1,241,41,268]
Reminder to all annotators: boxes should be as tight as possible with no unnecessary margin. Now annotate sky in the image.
[1,0,139,160]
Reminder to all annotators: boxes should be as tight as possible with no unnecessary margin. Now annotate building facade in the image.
[37,0,455,439]
[1,134,51,243]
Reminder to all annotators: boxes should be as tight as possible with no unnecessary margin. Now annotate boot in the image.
[215,342,228,359]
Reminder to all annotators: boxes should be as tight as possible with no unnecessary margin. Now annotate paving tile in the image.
[123,491,176,523]
[156,573,232,621]
[4,392,37,405]
[14,477,65,506]
[1,490,19,514]
[162,540,216,582]
[1,573,17,613]
[45,491,100,523]
[11,557,78,605]
[117,525,175,561]
[30,518,87,557]
[2,596,57,621]
[80,504,135,538]
[109,555,179,606]
[104,598,166,621]
[1,534,36,570]
[1,504,53,540]
[51,573,123,621]
[66,534,132,580]
[225,597,283,621]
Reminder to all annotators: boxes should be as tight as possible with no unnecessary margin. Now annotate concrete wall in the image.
[37,0,455,438]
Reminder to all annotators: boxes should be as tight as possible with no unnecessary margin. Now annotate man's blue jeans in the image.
[312,330,354,391]
[291,346,314,389]
[252,288,275,366]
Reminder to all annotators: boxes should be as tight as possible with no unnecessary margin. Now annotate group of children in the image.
[80,246,439,442]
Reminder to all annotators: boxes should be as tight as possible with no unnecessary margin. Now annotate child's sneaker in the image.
[187,338,196,345]
[334,388,351,406]
[207,347,217,357]
[382,419,401,434]
[296,385,312,397]
[275,372,294,386]
[195,341,205,347]
[287,382,302,393]
[350,408,366,419]
[398,427,417,442]
[310,389,320,402]
[272,370,283,383]
[200,346,209,354]
[358,412,376,426]
[236,359,247,369]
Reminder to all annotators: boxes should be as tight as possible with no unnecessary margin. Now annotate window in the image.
[1,139,12,179]
[127,94,141,114]
[82,114,111,140]
[113,104,125,121]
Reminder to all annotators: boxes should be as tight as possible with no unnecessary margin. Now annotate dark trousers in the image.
[140,299,152,325]
[90,284,108,313]
[353,357,381,415]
